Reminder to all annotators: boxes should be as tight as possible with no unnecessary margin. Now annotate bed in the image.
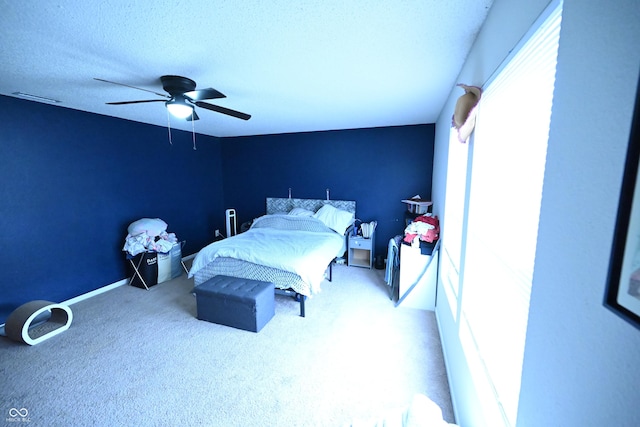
[189,197,356,316]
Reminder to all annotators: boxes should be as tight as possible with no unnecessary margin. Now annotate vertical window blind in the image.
[441,129,469,320]
[446,2,563,426]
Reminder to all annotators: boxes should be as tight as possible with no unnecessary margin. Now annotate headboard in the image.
[266,197,356,215]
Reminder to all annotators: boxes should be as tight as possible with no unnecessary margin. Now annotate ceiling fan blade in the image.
[94,78,169,98]
[195,101,251,120]
[106,99,166,105]
[184,88,226,101]
[186,110,200,121]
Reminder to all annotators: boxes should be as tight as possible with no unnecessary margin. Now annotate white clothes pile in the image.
[123,218,178,256]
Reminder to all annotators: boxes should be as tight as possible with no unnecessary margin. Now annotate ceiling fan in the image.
[95,75,251,121]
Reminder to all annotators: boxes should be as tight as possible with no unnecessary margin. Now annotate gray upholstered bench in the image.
[194,275,275,332]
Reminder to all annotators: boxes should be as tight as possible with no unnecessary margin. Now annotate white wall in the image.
[432,0,640,426]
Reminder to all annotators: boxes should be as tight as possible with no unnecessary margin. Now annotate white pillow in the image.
[313,204,354,235]
[127,218,167,237]
[288,207,314,217]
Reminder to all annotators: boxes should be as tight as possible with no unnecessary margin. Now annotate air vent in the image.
[12,92,61,103]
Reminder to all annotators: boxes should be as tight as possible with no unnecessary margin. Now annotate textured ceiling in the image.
[0,1,493,137]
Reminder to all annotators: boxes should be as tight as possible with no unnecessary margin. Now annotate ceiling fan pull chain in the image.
[166,110,173,146]
[192,112,197,150]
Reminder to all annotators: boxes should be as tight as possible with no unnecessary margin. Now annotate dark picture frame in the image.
[605,75,640,330]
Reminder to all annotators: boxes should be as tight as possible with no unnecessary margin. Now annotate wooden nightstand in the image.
[348,231,375,269]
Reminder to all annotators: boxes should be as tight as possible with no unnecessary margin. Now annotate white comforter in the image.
[188,215,344,291]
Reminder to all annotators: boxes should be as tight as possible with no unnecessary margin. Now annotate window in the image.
[441,128,469,321]
[442,2,563,425]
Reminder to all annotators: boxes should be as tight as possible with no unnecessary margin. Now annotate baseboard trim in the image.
[63,278,129,307]
[0,278,128,336]
[435,307,460,424]
[65,252,197,305]
[1,255,196,335]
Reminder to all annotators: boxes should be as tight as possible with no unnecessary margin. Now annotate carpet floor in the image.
[1,263,453,426]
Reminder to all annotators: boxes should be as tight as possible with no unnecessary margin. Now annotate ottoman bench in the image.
[194,275,275,332]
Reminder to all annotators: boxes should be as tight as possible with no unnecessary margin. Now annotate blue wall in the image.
[0,96,225,323]
[221,125,435,256]
[0,94,434,324]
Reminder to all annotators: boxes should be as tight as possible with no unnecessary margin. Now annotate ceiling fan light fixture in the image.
[166,98,194,119]
[98,75,249,121]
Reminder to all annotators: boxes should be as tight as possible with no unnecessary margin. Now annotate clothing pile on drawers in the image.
[403,214,440,244]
